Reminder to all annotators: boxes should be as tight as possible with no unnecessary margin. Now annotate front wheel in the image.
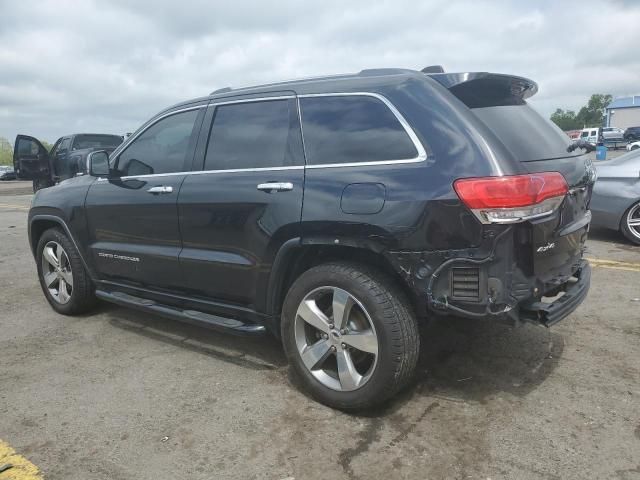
[36,228,97,315]
[281,262,419,410]
[621,201,640,245]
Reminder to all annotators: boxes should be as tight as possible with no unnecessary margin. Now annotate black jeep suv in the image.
[26,67,594,409]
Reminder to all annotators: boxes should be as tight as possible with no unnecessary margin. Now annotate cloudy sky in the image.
[1,0,639,143]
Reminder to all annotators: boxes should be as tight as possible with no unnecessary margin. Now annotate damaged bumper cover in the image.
[519,260,590,327]
[386,227,591,327]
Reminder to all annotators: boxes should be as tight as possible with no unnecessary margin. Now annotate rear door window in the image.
[299,95,419,165]
[204,99,300,170]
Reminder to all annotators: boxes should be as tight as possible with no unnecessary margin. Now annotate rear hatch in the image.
[431,72,594,284]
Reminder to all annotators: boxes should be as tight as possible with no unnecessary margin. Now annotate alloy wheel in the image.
[41,241,73,304]
[294,286,379,392]
[626,203,640,241]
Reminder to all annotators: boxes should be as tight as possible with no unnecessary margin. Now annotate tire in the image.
[631,145,639,151]
[36,227,97,315]
[620,201,640,245]
[281,262,419,410]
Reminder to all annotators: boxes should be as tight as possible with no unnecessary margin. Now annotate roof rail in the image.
[208,68,420,96]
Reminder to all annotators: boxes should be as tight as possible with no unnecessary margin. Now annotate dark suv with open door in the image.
[14,133,122,191]
[26,67,594,410]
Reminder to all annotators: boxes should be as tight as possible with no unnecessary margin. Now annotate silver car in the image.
[591,149,640,244]
[602,127,625,140]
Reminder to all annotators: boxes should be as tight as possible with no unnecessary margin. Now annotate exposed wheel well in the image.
[30,219,62,254]
[273,244,418,318]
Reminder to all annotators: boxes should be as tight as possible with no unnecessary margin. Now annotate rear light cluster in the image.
[454,172,568,224]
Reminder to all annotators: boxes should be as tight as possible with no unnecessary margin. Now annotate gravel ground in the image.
[0,192,638,480]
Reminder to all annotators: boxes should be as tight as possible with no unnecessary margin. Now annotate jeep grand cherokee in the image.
[24,67,593,409]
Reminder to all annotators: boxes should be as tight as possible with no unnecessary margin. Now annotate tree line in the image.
[550,94,612,131]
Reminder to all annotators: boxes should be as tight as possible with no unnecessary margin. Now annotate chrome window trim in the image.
[109,105,206,160]
[208,95,295,107]
[99,92,427,181]
[297,92,428,169]
[109,165,304,181]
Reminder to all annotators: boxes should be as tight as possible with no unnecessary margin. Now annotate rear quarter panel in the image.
[300,78,520,253]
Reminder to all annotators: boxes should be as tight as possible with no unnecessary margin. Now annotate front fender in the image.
[28,175,96,277]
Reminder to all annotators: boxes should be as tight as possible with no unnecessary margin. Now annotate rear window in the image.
[471,104,581,162]
[72,135,122,150]
[299,95,418,165]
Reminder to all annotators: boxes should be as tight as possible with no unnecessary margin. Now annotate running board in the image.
[95,290,266,336]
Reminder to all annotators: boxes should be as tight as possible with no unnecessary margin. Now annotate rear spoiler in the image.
[426,72,538,108]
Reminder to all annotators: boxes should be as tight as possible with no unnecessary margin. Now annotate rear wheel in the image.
[36,228,97,314]
[281,262,419,410]
[621,201,640,245]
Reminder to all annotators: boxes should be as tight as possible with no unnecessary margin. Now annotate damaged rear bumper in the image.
[386,226,591,328]
[519,260,591,327]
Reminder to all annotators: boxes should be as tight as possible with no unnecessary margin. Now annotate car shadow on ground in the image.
[415,316,562,402]
[342,316,563,419]
[588,227,627,244]
[102,303,288,370]
[587,227,639,254]
[101,303,563,415]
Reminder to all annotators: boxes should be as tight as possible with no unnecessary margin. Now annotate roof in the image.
[606,96,640,110]
[208,68,416,96]
[161,67,537,115]
[164,69,427,112]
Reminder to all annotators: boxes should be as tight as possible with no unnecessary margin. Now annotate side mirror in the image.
[88,150,111,177]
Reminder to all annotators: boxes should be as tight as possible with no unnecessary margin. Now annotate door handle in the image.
[147,186,173,194]
[256,182,293,193]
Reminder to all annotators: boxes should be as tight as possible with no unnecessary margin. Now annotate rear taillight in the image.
[453,172,568,224]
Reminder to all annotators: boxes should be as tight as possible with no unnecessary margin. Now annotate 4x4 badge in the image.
[536,242,556,253]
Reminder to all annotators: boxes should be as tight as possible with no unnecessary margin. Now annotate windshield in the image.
[72,135,122,150]
[471,104,581,162]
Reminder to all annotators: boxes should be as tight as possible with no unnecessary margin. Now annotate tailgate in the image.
[522,155,594,277]
[437,71,595,283]
[468,103,594,282]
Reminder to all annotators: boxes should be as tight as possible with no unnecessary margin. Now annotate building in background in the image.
[606,96,640,129]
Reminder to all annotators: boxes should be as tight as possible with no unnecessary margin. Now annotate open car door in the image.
[13,135,50,180]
